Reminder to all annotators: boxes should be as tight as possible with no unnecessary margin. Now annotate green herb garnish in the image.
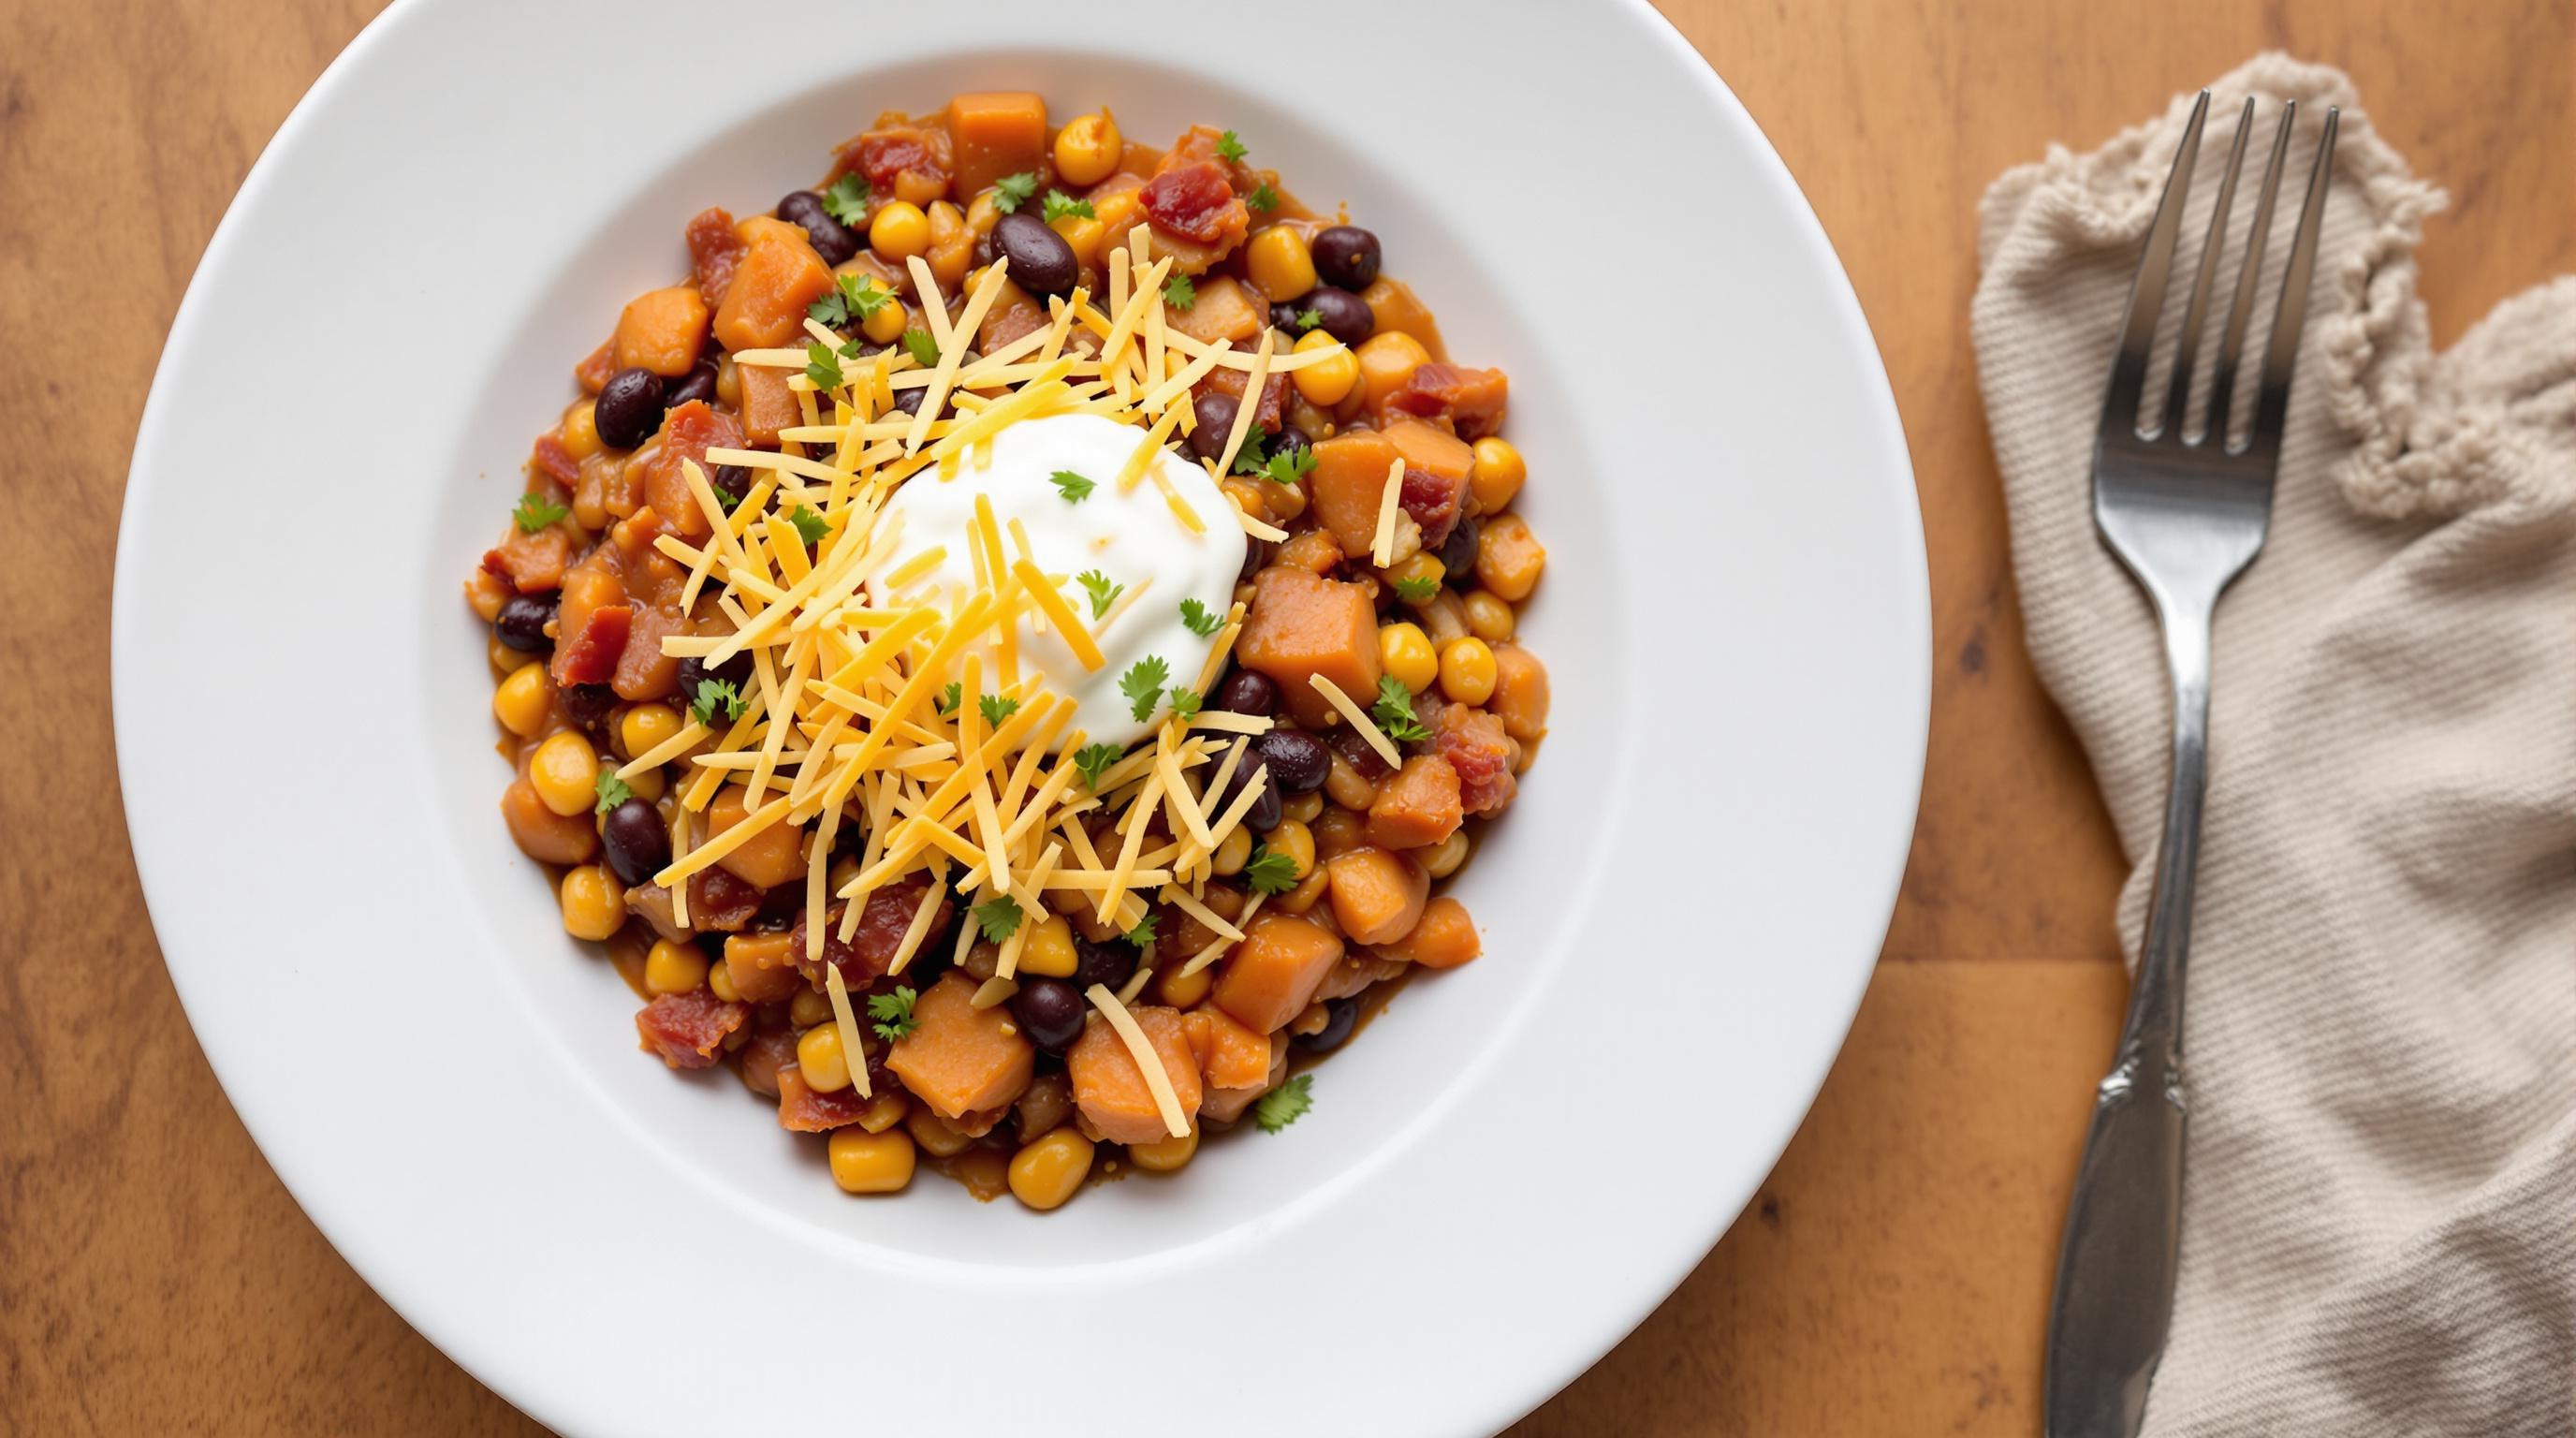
[936,682,963,717]
[511,493,568,533]
[970,895,1024,944]
[1162,273,1197,311]
[1077,569,1123,620]
[901,329,940,367]
[1119,655,1170,723]
[690,678,746,726]
[991,171,1038,213]
[1393,574,1440,603]
[1246,182,1280,213]
[978,694,1020,726]
[1074,742,1124,792]
[809,272,896,328]
[820,174,871,227]
[1259,444,1317,487]
[1372,674,1431,744]
[786,506,829,546]
[804,340,845,391]
[1294,306,1323,332]
[1178,598,1222,638]
[1049,469,1095,503]
[1254,1074,1312,1133]
[1243,844,1299,896]
[593,769,634,815]
[867,985,918,1042]
[1125,912,1158,946]
[1215,129,1248,164]
[1041,190,1097,223]
[1167,687,1203,723]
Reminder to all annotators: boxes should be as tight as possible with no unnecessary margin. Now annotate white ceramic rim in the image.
[113,2,1926,1433]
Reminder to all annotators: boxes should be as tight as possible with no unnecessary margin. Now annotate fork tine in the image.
[2100,91,2209,442]
[2159,98,2255,441]
[2204,102,2298,448]
[2244,107,2339,459]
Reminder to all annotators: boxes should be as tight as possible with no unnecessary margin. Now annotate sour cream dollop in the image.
[865,412,1248,749]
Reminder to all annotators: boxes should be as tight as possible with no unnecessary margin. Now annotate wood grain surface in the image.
[4,1,2569,1432]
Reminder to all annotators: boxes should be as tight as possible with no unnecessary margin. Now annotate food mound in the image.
[464,92,1549,1209]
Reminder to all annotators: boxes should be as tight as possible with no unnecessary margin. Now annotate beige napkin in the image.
[1972,54,2576,1436]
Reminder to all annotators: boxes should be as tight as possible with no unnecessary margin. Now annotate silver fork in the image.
[2044,91,2338,1438]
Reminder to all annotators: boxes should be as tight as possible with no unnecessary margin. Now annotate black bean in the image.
[1440,515,1481,582]
[892,385,925,417]
[1270,426,1311,464]
[666,359,719,409]
[675,650,753,701]
[1010,977,1088,1054]
[1243,781,1283,834]
[1271,301,1304,332]
[1204,735,1282,832]
[1214,668,1277,717]
[1310,226,1381,291]
[774,190,859,265]
[1301,286,1375,346]
[493,592,557,653]
[1073,937,1135,992]
[991,213,1078,296]
[559,682,619,730]
[1254,728,1331,794]
[1295,997,1359,1054]
[600,799,671,886]
[593,368,666,448]
[1189,390,1239,462]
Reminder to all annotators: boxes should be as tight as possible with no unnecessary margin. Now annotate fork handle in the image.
[2044,589,2212,1438]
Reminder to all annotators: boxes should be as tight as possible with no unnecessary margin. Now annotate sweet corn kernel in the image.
[487,633,520,676]
[1276,866,1332,916]
[1290,329,1358,407]
[1462,590,1516,643]
[870,200,930,261]
[1127,1123,1199,1173]
[530,731,600,817]
[494,663,551,737]
[622,766,665,803]
[1423,827,1471,879]
[1438,637,1499,706]
[1052,110,1123,187]
[828,1127,917,1195]
[559,865,624,941]
[926,200,971,290]
[1006,1128,1095,1211]
[1323,752,1375,812]
[643,939,709,995]
[619,703,683,760]
[1051,214,1107,267]
[1211,826,1252,876]
[789,989,833,1028]
[559,401,602,460]
[706,959,740,1003]
[1469,436,1527,513]
[1020,915,1079,978]
[1245,227,1317,303]
[1378,623,1438,695]
[1384,551,1445,604]
[1156,961,1212,1010]
[856,1091,910,1134]
[862,293,908,344]
[1266,819,1316,881]
[1281,789,1324,825]
[797,1022,851,1093]
[909,1106,977,1157]
[1355,330,1430,409]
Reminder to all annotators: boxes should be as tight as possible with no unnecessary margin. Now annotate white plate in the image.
[113,2,1925,1432]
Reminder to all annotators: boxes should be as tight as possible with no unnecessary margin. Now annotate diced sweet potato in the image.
[705,785,805,889]
[1307,430,1400,557]
[1184,1006,1273,1091]
[976,277,1049,355]
[1367,755,1462,850]
[1325,847,1429,946]
[737,361,800,448]
[1068,1005,1203,1144]
[1375,895,1480,969]
[1359,277,1447,360]
[1212,912,1345,1034]
[1166,273,1264,346]
[613,286,710,377]
[712,233,834,353]
[886,973,1034,1121]
[722,931,804,1005]
[502,775,598,865]
[1237,565,1382,729]
[946,91,1048,198]
[1381,418,1473,483]
[1202,1036,1289,1124]
[637,401,742,541]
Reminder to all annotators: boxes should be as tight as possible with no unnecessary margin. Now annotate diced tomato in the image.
[1437,706,1516,815]
[794,875,950,990]
[685,207,745,308]
[1385,363,1510,439]
[777,1065,871,1132]
[636,990,750,1069]
[837,126,952,197]
[637,401,742,540]
[1398,466,1465,549]
[480,523,575,594]
[1140,160,1248,248]
[575,341,616,394]
[531,433,581,486]
[554,605,631,685]
[1195,367,1290,436]
[738,1022,797,1098]
[687,869,763,932]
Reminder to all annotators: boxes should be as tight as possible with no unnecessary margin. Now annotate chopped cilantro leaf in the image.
[1119,655,1170,723]
[511,493,568,533]
[970,895,1024,944]
[1041,189,1096,223]
[1049,469,1095,503]
[936,682,963,717]
[809,272,894,329]
[1242,844,1299,895]
[1393,574,1440,603]
[978,694,1019,726]
[804,339,844,391]
[1229,431,1270,475]
[820,174,871,227]
[1077,569,1124,620]
[1124,912,1158,946]
[1178,598,1222,638]
[1167,686,1203,722]
[1372,674,1432,744]
[786,506,829,546]
[1260,443,1317,487]
[990,171,1038,213]
[866,985,918,1042]
[1254,1074,1312,1133]
[1162,273,1197,311]
[1215,129,1248,164]
[1295,306,1323,331]
[1074,741,1125,792]
[1246,182,1280,213]
[593,769,634,815]
[690,678,746,727]
[901,329,940,367]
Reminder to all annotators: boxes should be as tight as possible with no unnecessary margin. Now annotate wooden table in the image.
[7,1,2568,1431]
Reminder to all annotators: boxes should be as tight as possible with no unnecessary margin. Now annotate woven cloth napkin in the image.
[1971,54,2576,1436]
